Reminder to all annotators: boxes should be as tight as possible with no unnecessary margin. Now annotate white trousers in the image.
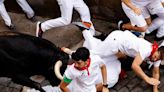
[121,2,147,27]
[137,0,164,36]
[145,1,164,37]
[16,0,34,18]
[83,30,123,58]
[0,3,11,26]
[83,30,121,88]
[103,55,121,88]
[41,0,95,35]
[157,24,164,37]
[0,0,34,26]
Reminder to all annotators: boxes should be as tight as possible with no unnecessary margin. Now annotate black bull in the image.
[0,31,69,92]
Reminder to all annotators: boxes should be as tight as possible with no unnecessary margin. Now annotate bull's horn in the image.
[54,60,63,80]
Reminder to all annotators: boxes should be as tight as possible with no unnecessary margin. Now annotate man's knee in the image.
[61,17,71,25]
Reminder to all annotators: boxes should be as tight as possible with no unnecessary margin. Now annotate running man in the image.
[36,0,95,38]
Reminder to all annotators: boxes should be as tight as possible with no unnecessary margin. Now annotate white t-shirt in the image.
[119,30,161,67]
[64,54,104,92]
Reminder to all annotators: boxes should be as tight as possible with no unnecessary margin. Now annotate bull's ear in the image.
[54,60,63,80]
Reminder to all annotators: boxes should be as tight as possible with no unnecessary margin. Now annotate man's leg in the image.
[83,29,102,50]
[156,23,164,40]
[121,2,147,32]
[0,3,12,26]
[146,12,164,34]
[16,0,34,18]
[40,0,74,32]
[83,30,124,58]
[36,0,74,37]
[146,1,164,33]
[74,0,95,35]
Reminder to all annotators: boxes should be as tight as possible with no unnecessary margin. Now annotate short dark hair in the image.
[158,46,164,60]
[71,47,90,62]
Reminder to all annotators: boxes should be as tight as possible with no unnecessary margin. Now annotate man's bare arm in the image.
[132,53,160,85]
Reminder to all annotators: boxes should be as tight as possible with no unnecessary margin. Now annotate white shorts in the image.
[157,24,164,37]
[103,56,121,88]
[146,0,164,15]
[122,2,147,27]
[141,6,151,19]
[95,55,121,88]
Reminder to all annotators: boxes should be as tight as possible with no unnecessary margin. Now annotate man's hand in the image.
[146,77,160,85]
[153,88,159,92]
[102,86,109,92]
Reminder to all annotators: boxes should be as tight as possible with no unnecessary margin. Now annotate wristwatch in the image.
[103,84,108,88]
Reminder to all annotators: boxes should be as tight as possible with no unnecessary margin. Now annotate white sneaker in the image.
[146,30,151,34]
[72,22,90,30]
[36,21,43,38]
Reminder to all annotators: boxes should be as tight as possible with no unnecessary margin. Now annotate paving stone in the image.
[0,77,11,86]
[118,87,129,92]
[127,77,141,90]
[139,80,149,88]
[131,86,143,92]
[159,71,164,85]
[143,89,153,92]
[0,87,14,92]
[11,88,21,92]
[109,89,117,92]
[8,82,22,89]
[0,85,20,92]
[113,78,129,91]
[0,85,6,91]
[159,84,164,92]
[126,71,136,80]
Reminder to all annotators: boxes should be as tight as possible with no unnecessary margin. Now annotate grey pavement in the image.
[0,12,163,92]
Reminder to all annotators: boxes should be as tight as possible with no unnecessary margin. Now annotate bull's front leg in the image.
[12,74,46,92]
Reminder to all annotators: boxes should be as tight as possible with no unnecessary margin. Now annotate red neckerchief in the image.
[74,58,91,76]
[149,41,159,61]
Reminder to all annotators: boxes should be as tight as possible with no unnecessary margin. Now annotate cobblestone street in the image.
[0,12,163,92]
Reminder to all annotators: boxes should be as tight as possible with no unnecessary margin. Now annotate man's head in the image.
[71,47,90,70]
[151,46,164,62]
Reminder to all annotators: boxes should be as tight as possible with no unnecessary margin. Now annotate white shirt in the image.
[119,30,161,67]
[64,54,104,92]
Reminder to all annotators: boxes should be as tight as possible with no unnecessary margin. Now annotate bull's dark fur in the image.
[0,31,69,92]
